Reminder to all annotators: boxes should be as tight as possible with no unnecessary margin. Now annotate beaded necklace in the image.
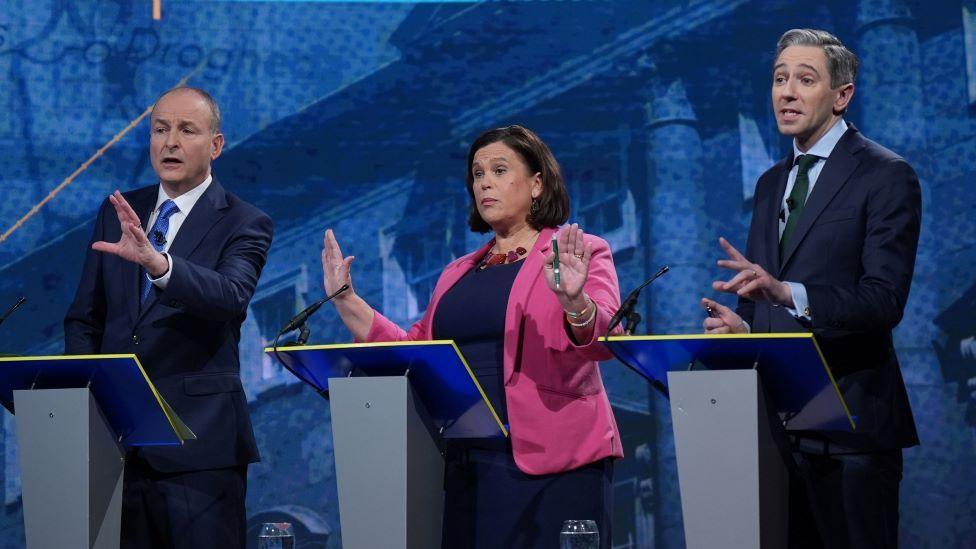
[477,246,527,270]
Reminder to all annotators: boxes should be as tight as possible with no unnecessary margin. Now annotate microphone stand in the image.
[602,267,671,397]
[270,285,349,400]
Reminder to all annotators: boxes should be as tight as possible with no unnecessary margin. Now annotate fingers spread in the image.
[719,237,747,261]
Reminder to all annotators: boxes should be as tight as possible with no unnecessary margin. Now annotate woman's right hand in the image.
[322,229,355,299]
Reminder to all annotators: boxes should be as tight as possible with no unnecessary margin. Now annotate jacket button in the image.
[132,334,139,345]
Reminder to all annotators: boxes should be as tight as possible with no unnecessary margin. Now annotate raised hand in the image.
[92,191,168,276]
[701,297,748,334]
[544,223,592,308]
[712,237,792,306]
[322,229,355,299]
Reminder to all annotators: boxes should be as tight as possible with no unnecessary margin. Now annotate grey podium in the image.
[604,333,854,549]
[267,340,506,549]
[0,354,194,549]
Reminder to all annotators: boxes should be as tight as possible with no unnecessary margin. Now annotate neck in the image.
[493,222,538,252]
[795,116,840,152]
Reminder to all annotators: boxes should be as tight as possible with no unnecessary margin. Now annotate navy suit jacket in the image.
[739,125,921,451]
[64,178,273,472]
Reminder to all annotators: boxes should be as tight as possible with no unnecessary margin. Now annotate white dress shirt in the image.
[147,175,213,289]
[780,118,848,320]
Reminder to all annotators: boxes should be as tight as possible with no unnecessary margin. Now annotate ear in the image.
[833,83,854,114]
[210,132,225,160]
[530,172,543,199]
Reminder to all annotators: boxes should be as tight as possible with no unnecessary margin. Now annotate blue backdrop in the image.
[1,1,974,547]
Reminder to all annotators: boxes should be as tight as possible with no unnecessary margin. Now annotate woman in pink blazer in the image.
[322,125,622,548]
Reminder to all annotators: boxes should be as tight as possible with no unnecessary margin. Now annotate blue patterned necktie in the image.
[140,199,180,303]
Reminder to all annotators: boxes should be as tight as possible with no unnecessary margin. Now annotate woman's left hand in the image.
[544,223,592,309]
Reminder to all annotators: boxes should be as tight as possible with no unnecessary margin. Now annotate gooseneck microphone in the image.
[0,296,26,327]
[277,284,349,337]
[601,267,671,398]
[270,284,351,401]
[606,266,670,336]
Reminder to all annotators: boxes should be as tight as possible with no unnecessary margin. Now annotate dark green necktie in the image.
[780,154,820,256]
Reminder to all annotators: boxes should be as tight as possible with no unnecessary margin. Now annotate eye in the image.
[802,77,814,85]
[473,170,484,179]
[181,128,195,135]
[153,127,166,134]
[773,75,785,85]
[493,167,507,176]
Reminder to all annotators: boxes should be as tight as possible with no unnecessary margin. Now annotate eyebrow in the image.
[151,118,202,128]
[773,63,822,76]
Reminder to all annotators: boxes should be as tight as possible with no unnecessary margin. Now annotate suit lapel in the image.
[779,128,863,272]
[503,227,554,384]
[136,179,229,323]
[124,188,159,326]
[766,158,793,276]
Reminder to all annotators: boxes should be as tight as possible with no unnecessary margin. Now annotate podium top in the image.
[0,354,195,446]
[265,340,508,439]
[604,333,854,431]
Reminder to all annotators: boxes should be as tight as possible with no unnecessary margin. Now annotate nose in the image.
[780,78,798,100]
[164,129,179,149]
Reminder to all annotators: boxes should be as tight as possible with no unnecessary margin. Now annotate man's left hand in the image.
[712,237,792,306]
[92,191,169,277]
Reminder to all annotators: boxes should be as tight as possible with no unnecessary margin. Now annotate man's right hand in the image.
[701,297,748,334]
[92,191,169,277]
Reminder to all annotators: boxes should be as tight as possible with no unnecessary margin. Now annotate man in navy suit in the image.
[702,29,920,548]
[65,87,273,548]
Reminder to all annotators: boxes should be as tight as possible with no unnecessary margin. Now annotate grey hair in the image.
[151,86,222,134]
[775,29,859,89]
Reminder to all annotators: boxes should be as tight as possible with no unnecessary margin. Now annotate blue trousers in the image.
[442,442,613,549]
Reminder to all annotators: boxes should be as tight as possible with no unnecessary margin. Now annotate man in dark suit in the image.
[702,29,921,548]
[64,86,273,548]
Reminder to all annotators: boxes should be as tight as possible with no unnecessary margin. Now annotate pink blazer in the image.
[366,226,624,475]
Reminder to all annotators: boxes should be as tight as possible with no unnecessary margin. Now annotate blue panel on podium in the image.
[265,341,507,439]
[0,354,193,446]
[604,333,854,431]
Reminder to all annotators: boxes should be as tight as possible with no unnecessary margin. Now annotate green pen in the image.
[552,236,560,289]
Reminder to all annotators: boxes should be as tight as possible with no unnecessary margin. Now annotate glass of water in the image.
[560,519,600,549]
[258,522,294,549]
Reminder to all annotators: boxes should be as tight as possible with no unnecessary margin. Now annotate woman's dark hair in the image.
[465,125,570,233]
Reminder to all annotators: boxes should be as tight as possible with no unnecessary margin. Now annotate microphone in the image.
[277,284,350,337]
[0,296,25,327]
[606,266,670,335]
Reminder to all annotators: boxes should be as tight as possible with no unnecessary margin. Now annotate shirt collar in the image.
[155,174,212,215]
[792,118,848,162]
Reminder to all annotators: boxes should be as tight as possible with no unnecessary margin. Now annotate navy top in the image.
[432,259,523,425]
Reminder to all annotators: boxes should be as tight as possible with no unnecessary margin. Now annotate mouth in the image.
[480,198,498,206]
[160,156,183,168]
[779,108,802,121]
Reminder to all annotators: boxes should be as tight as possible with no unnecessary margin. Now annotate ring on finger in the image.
[749,269,757,278]
[574,252,584,260]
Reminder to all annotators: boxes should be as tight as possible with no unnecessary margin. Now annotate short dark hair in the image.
[465,125,570,233]
[775,28,859,89]
[151,86,222,134]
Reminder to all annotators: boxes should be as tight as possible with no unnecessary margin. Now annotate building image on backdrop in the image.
[0,0,974,547]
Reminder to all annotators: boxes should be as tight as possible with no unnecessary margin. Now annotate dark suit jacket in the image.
[64,178,273,472]
[738,124,921,451]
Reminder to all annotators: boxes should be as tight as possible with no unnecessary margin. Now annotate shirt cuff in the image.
[149,253,173,289]
[784,281,811,320]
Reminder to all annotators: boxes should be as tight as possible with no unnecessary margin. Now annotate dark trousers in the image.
[442,443,613,549]
[120,457,248,549]
[789,448,903,549]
